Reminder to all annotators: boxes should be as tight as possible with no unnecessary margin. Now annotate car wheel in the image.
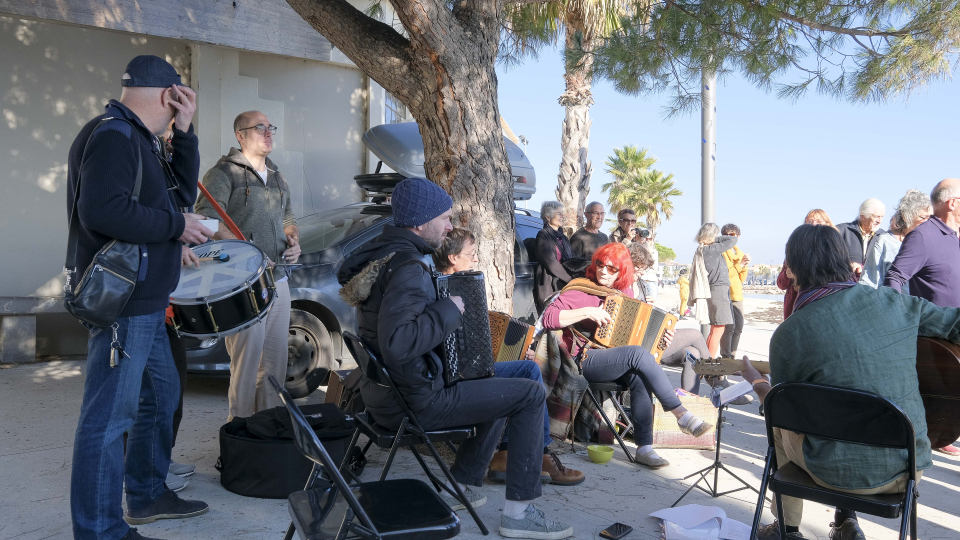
[286,308,335,398]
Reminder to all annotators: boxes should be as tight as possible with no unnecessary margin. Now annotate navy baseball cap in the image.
[121,55,182,88]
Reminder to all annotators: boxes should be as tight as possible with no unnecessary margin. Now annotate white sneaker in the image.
[169,461,195,477]
[441,485,486,511]
[165,472,188,492]
[499,504,573,539]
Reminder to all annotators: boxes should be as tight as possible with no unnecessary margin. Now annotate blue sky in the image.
[497,46,958,265]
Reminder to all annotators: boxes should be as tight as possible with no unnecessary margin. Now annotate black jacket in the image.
[838,219,885,266]
[337,226,462,424]
[534,229,575,312]
[66,100,199,317]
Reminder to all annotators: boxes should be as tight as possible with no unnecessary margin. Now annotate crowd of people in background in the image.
[773,180,960,459]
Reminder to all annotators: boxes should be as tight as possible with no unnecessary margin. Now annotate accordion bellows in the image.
[594,296,678,362]
[489,312,535,363]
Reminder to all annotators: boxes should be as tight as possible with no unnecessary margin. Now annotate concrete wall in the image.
[0,16,193,299]
[0,16,372,358]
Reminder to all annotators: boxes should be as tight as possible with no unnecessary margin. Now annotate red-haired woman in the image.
[542,243,712,469]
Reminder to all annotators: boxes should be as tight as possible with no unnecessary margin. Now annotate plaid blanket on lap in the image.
[533,330,615,444]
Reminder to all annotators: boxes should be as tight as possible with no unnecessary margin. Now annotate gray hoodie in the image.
[196,148,297,277]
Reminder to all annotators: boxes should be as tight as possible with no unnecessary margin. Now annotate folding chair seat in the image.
[750,382,919,540]
[341,332,490,536]
[267,376,459,540]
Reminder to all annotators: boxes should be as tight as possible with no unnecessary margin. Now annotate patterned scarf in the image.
[792,280,857,314]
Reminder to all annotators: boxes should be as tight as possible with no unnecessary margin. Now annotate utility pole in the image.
[700,72,717,341]
[701,73,716,225]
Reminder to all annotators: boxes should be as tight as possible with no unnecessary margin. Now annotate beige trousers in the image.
[772,428,921,526]
[225,280,291,421]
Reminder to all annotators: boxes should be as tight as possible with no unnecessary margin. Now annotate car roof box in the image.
[357,122,536,200]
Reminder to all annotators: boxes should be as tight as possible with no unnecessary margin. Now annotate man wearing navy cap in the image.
[338,177,573,539]
[66,55,210,540]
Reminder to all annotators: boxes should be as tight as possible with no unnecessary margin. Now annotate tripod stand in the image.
[672,403,760,507]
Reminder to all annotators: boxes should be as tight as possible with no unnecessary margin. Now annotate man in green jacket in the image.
[196,111,300,421]
[754,224,960,540]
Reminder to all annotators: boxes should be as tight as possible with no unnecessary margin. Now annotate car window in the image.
[517,219,541,263]
[297,206,390,254]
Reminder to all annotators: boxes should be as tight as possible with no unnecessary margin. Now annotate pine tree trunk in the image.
[555,15,595,230]
[286,0,516,312]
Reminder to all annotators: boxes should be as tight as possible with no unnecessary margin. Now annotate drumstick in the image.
[198,254,230,263]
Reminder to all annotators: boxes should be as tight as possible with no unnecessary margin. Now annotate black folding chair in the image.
[584,381,636,464]
[267,375,460,540]
[750,383,919,540]
[341,332,490,536]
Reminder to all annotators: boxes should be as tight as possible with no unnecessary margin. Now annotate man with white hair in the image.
[838,198,886,273]
[884,179,960,457]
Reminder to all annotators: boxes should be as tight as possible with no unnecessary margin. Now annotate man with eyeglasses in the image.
[611,208,640,245]
[884,178,960,456]
[570,201,610,259]
[196,111,300,421]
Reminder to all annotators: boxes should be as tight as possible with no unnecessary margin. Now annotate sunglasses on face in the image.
[595,260,619,274]
[620,218,637,223]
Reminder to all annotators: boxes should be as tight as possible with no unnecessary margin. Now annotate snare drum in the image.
[170,240,275,338]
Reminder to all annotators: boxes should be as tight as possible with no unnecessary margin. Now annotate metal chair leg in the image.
[774,493,786,539]
[419,436,490,535]
[749,449,774,540]
[379,417,409,482]
[586,388,635,463]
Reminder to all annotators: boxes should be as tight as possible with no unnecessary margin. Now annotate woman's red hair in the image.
[586,243,635,291]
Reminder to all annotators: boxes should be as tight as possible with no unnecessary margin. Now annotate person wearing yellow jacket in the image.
[677,269,690,316]
[720,224,750,357]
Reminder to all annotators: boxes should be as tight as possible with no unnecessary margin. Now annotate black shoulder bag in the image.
[63,118,144,328]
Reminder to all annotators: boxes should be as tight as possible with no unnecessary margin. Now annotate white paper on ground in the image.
[718,380,754,406]
[718,518,752,540]
[650,505,727,530]
[663,518,721,540]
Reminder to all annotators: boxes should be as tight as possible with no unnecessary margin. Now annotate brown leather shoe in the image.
[542,452,585,486]
[487,450,551,484]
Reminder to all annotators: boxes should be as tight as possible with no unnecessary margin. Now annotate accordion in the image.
[489,311,535,363]
[434,271,495,386]
[592,296,678,362]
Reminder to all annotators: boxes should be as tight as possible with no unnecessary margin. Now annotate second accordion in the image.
[593,296,678,362]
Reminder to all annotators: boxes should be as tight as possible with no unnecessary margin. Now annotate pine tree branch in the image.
[738,0,913,38]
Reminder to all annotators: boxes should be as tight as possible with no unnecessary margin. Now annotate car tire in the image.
[286,308,335,398]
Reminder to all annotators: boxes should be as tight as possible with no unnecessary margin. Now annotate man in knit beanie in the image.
[338,177,573,539]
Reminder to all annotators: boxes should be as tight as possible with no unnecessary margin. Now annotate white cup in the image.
[201,219,219,234]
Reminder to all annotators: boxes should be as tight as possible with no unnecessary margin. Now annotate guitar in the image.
[917,337,960,449]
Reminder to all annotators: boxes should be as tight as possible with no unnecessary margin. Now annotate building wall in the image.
[0,16,193,299]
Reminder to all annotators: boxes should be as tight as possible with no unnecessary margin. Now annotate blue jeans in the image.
[495,360,551,450]
[71,310,179,540]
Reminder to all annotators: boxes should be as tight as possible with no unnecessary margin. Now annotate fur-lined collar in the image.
[339,253,396,306]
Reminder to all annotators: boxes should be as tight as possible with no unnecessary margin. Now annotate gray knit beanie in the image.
[392,177,453,228]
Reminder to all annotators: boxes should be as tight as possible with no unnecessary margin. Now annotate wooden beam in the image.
[0,0,333,62]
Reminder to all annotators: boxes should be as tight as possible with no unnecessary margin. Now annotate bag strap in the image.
[65,118,143,272]
[379,252,431,294]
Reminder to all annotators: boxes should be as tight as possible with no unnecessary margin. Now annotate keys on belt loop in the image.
[109,322,130,368]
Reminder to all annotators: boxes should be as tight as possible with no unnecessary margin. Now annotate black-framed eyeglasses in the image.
[595,260,619,274]
[586,211,605,216]
[619,218,637,223]
[237,124,278,135]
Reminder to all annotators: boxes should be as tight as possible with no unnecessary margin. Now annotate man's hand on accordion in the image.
[449,295,465,314]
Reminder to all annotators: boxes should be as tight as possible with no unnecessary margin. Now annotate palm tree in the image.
[601,163,682,238]
[603,145,656,185]
[503,0,638,227]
